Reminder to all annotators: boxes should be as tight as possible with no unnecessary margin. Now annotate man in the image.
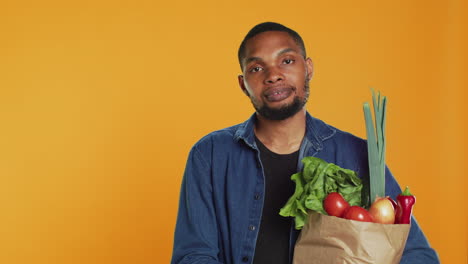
[171,22,439,264]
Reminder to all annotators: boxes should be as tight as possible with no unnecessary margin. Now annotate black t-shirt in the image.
[253,137,299,264]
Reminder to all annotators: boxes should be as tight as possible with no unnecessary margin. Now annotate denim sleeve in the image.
[171,145,224,264]
[384,167,440,264]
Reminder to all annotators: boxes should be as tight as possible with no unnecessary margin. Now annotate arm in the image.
[171,145,224,264]
[384,167,440,264]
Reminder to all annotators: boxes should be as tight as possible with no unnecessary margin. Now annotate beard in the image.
[251,81,310,121]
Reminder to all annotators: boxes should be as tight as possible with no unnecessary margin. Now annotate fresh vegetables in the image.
[279,157,363,230]
[362,90,416,225]
[368,197,395,224]
[363,90,387,202]
[322,188,414,225]
[281,90,416,228]
[395,186,416,224]
[322,192,374,223]
[343,206,373,222]
[324,192,350,217]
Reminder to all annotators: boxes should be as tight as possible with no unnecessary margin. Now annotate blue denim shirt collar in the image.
[233,111,336,152]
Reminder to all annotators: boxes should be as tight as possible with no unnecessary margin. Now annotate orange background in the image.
[0,0,466,263]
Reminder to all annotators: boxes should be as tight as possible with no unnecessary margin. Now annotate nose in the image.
[264,67,284,84]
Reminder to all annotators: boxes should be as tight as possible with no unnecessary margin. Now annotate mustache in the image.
[263,84,295,92]
[263,86,295,96]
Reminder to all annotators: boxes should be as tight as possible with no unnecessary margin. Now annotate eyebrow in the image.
[277,48,295,56]
[244,48,298,65]
[244,56,261,65]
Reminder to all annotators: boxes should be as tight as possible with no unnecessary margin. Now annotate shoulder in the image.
[310,117,369,172]
[191,123,244,153]
[328,123,367,149]
[307,114,367,151]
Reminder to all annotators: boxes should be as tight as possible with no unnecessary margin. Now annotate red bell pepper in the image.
[395,186,416,224]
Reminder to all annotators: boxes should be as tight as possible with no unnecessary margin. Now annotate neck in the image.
[254,108,307,154]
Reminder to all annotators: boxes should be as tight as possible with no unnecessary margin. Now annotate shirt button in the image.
[254,194,261,200]
[242,256,249,262]
[248,225,256,231]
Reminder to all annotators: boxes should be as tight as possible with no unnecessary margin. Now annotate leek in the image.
[363,89,387,203]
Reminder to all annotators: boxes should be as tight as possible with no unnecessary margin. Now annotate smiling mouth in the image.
[264,87,294,102]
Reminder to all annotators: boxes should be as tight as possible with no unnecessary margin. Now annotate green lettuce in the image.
[279,157,363,230]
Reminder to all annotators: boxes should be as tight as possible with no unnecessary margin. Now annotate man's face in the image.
[238,31,313,120]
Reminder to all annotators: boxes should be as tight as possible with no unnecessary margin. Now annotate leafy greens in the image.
[279,157,363,230]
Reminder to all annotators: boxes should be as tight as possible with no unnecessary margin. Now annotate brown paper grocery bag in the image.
[293,211,410,264]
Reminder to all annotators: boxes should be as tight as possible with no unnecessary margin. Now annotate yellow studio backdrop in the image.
[0,0,466,263]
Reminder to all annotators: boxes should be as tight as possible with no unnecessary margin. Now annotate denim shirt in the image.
[171,113,439,264]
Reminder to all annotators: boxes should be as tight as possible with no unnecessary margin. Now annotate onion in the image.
[368,196,395,224]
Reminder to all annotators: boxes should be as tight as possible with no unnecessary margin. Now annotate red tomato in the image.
[323,192,350,217]
[343,206,373,222]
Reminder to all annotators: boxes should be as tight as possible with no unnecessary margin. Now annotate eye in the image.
[283,59,295,64]
[250,66,263,73]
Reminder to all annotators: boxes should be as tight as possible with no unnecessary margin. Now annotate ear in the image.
[305,57,314,81]
[238,75,250,96]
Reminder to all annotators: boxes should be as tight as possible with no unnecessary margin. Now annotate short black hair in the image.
[238,22,306,70]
